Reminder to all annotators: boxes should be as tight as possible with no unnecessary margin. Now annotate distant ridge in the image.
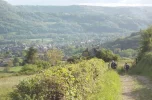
[0,0,152,36]
[79,3,152,7]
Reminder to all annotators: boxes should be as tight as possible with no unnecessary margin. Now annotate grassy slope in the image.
[0,75,32,100]
[133,76,152,100]
[103,32,140,50]
[0,66,24,99]
[92,70,121,100]
[130,53,152,77]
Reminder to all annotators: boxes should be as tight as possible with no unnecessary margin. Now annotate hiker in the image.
[111,60,117,69]
[124,63,130,72]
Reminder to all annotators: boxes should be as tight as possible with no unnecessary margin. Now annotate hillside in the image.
[14,6,152,34]
[0,0,21,34]
[1,0,152,49]
[0,0,152,35]
[102,32,140,50]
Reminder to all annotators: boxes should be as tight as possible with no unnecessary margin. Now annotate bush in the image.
[97,48,119,62]
[10,58,121,100]
[35,60,51,69]
[119,49,137,58]
[20,64,40,75]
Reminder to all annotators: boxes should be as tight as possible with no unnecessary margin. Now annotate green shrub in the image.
[97,48,119,62]
[35,60,51,69]
[20,64,40,75]
[10,58,121,100]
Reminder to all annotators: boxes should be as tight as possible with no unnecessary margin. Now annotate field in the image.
[0,75,32,100]
[0,66,28,100]
[0,67,22,78]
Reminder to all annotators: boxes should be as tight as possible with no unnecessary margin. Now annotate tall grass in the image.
[89,70,121,100]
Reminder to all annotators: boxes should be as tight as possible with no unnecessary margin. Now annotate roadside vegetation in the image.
[0,46,122,100]
[130,26,152,77]
[10,59,121,100]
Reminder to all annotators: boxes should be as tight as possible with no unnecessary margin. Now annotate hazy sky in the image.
[4,0,152,6]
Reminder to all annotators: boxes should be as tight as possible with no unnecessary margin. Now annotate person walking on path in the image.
[111,60,117,69]
[124,63,130,73]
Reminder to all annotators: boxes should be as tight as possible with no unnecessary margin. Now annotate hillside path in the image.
[121,75,152,100]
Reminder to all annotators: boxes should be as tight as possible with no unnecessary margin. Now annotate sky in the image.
[4,0,152,6]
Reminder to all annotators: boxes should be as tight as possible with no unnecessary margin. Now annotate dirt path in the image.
[121,75,136,100]
[121,75,152,100]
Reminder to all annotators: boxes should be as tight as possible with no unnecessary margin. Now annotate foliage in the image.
[131,26,152,77]
[45,49,63,66]
[131,52,152,77]
[24,47,38,64]
[6,59,13,67]
[10,58,121,100]
[97,48,119,62]
[1,2,152,35]
[119,49,137,58]
[13,57,23,66]
[63,46,85,57]
[20,64,40,75]
[35,60,51,69]
[0,0,152,52]
[0,75,31,100]
[67,56,82,64]
[137,26,152,61]
[103,32,140,50]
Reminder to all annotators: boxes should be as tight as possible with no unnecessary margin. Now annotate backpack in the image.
[111,62,117,69]
[125,65,130,69]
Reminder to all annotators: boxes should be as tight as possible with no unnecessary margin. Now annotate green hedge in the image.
[10,58,121,100]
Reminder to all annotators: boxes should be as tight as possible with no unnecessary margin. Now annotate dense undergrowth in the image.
[130,26,152,77]
[10,58,121,100]
[131,52,152,77]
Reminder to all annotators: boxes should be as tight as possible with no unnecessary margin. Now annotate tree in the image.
[21,50,27,57]
[119,49,137,58]
[45,49,63,66]
[138,26,152,61]
[13,57,23,66]
[96,48,119,62]
[24,47,38,64]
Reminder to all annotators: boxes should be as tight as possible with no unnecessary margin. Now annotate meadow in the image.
[0,75,32,100]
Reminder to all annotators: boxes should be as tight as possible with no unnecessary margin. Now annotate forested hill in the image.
[1,0,152,36]
[102,32,140,50]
